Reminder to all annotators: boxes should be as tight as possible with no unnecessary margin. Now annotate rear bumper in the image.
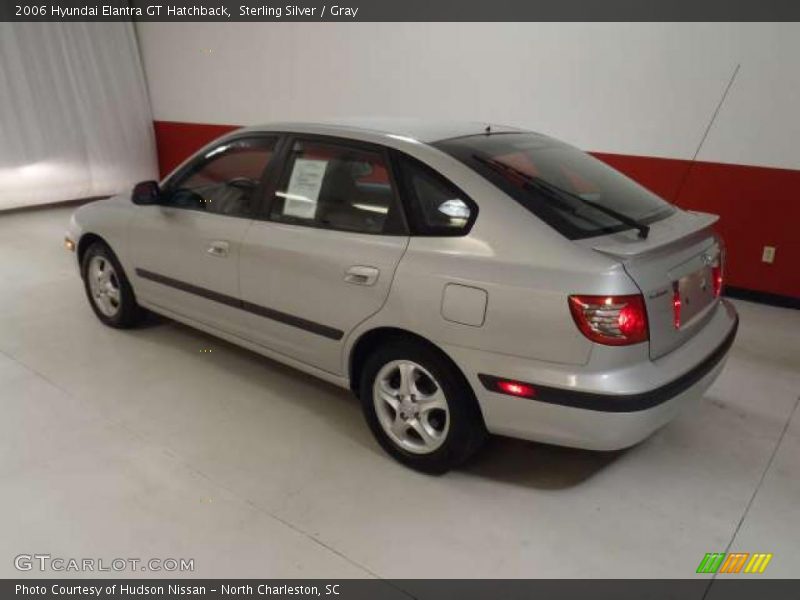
[446,299,739,450]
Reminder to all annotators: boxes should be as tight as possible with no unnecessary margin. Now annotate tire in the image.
[359,339,488,474]
[81,241,143,328]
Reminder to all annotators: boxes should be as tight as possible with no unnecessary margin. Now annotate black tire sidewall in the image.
[359,340,487,474]
[81,242,140,328]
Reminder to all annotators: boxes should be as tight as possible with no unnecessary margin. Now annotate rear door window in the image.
[269,139,404,234]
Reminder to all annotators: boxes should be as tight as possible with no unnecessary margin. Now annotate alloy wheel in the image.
[373,360,450,454]
[87,255,121,317]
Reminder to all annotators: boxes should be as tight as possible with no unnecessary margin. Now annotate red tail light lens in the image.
[568,294,649,346]
[711,252,724,298]
[672,282,682,329]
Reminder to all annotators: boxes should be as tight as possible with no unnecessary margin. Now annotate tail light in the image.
[672,282,682,329]
[711,250,724,298]
[568,294,649,346]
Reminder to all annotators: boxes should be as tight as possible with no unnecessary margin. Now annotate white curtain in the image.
[0,22,157,210]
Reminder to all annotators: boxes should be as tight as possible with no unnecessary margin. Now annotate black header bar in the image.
[4,0,800,22]
[5,579,800,600]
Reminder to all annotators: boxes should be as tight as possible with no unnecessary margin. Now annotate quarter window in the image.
[399,157,476,236]
[270,140,401,234]
[163,137,277,217]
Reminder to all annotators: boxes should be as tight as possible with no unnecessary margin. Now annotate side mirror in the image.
[132,180,160,205]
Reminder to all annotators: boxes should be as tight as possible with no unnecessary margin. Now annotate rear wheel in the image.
[359,339,487,473]
[81,241,143,328]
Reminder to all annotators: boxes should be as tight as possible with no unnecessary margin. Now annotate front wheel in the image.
[359,340,488,474]
[81,241,143,328]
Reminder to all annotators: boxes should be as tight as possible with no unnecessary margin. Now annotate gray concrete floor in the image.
[1,206,798,579]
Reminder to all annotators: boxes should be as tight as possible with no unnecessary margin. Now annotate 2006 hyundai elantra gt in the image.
[67,120,738,473]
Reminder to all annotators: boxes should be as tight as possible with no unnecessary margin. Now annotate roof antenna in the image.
[484,125,492,135]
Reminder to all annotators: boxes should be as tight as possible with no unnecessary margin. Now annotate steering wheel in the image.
[168,188,207,209]
[226,177,258,191]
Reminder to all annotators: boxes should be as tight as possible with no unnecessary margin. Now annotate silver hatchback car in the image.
[67,119,738,473]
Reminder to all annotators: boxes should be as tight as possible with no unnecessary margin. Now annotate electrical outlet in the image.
[762,246,776,264]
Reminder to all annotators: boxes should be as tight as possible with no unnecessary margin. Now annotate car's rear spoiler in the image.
[581,211,719,259]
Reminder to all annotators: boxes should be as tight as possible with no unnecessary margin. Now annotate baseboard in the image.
[725,286,800,310]
[0,196,108,216]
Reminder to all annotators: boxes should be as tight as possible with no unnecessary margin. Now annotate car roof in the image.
[238,118,529,144]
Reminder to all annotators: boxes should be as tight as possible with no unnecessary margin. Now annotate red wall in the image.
[153,120,798,299]
[596,153,799,299]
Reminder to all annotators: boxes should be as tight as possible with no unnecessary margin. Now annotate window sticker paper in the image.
[282,159,328,219]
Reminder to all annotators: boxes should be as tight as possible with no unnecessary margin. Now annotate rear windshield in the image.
[435,133,675,240]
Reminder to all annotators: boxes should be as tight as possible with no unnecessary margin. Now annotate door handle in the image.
[207,240,230,258]
[344,266,379,286]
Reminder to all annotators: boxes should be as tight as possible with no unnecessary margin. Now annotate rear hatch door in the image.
[581,210,722,359]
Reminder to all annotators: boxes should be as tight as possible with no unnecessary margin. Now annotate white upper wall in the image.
[136,22,800,170]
